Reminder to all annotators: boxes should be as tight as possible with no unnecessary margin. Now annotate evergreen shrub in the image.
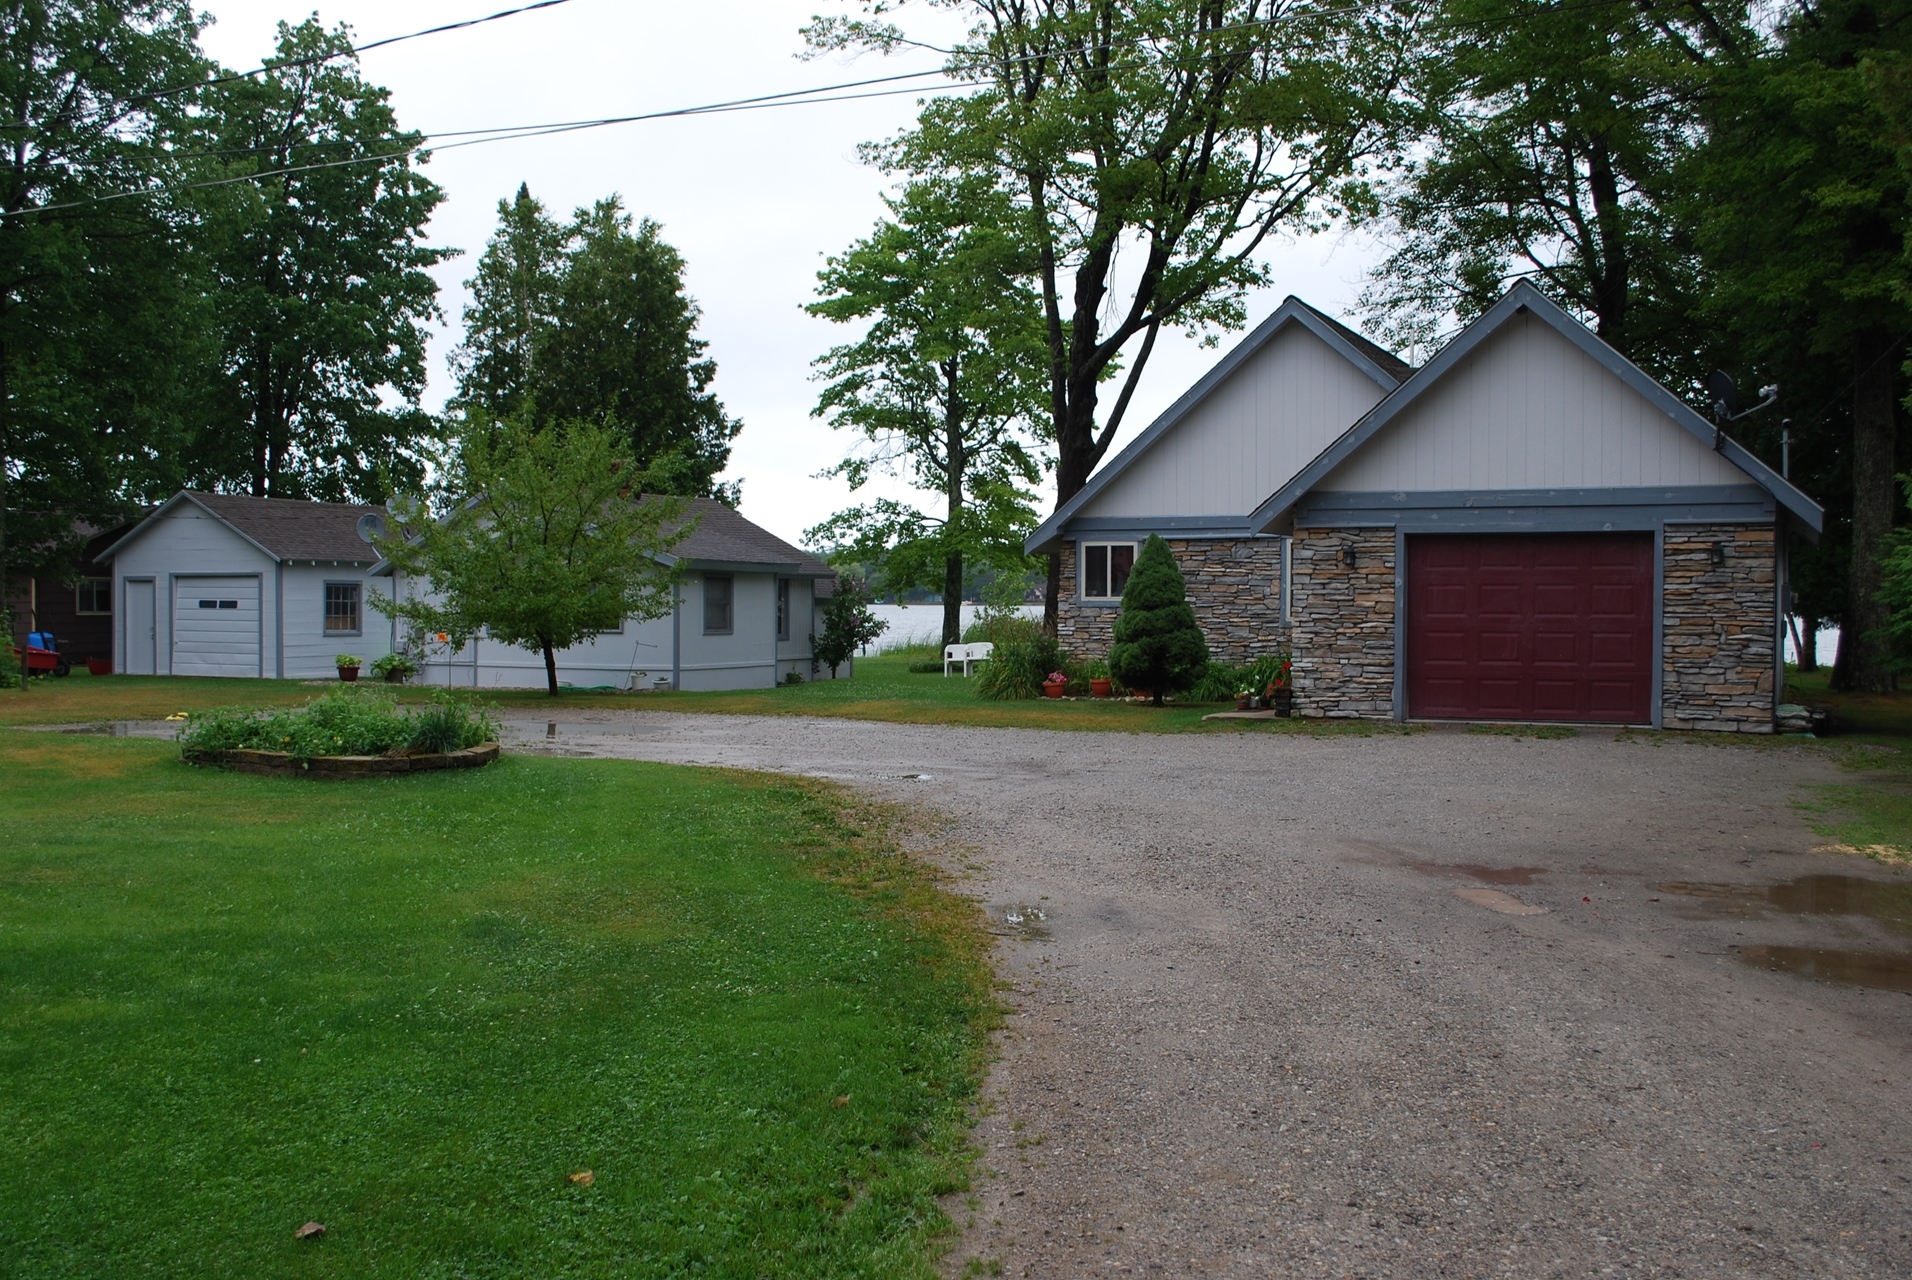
[1107,535,1209,706]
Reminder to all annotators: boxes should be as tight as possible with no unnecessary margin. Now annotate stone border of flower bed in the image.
[182,742,501,778]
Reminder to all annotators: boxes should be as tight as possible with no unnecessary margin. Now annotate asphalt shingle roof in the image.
[1294,300,1417,384]
[658,496,834,576]
[184,493,384,562]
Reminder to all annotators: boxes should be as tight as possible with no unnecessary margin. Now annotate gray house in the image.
[1029,282,1824,731]
[101,491,842,690]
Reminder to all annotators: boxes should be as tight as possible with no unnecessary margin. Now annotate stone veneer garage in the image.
[1030,282,1822,732]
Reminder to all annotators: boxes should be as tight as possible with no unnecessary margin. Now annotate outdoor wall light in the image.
[1709,543,1727,569]
[1342,543,1358,568]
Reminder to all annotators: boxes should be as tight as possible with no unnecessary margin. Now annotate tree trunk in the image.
[1836,329,1899,692]
[541,634,560,696]
[943,365,966,649]
[1798,615,1819,671]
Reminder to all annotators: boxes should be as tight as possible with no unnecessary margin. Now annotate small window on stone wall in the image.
[1081,543,1136,600]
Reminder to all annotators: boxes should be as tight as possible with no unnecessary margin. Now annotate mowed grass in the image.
[0,658,1400,736]
[0,732,995,1278]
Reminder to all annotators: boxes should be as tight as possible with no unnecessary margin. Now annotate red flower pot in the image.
[86,657,112,676]
[1089,678,1113,698]
[1042,681,1066,699]
[338,666,360,683]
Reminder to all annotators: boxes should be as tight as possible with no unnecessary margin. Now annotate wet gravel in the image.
[500,712,1912,1277]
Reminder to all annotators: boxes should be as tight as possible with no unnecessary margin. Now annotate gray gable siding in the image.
[1079,321,1396,519]
[1320,311,1745,492]
[1250,282,1824,536]
[1025,296,1407,553]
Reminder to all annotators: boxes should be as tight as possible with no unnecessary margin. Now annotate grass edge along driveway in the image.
[0,732,997,1278]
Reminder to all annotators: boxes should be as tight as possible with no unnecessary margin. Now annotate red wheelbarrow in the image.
[11,630,71,678]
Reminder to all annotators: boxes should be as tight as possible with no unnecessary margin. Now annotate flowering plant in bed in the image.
[180,687,497,763]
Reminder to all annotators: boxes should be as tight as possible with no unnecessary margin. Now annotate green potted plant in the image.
[335,653,363,682]
[1267,654,1294,716]
[1082,657,1113,698]
[370,652,417,685]
[1042,669,1068,699]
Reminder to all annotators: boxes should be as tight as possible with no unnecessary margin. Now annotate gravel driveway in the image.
[502,712,1912,1277]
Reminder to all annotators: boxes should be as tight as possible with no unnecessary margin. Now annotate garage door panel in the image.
[1407,534,1653,724]
[174,577,261,678]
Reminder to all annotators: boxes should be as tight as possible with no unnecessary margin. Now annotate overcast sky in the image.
[197,0,1386,546]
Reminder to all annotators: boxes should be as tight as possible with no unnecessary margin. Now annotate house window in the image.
[324,582,362,635]
[75,578,112,615]
[703,574,733,634]
[776,579,791,640]
[1080,542,1137,601]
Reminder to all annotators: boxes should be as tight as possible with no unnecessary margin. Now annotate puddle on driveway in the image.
[1736,945,1912,992]
[991,904,1050,939]
[1412,861,1548,886]
[1659,874,1912,931]
[1660,874,1912,991]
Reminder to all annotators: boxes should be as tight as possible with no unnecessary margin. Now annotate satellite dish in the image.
[1707,370,1738,420]
[356,511,387,544]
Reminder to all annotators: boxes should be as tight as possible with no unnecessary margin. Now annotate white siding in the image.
[1080,324,1391,518]
[679,571,780,691]
[1323,312,1744,493]
[110,506,276,677]
[281,564,389,679]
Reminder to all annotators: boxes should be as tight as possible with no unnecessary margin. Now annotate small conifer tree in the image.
[1107,534,1209,706]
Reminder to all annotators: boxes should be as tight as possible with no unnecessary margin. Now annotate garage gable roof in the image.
[1248,281,1825,536]
[97,491,384,564]
[365,494,836,579]
[1024,296,1412,553]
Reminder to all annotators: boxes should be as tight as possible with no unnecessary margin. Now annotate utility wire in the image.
[4,0,1733,218]
[13,0,583,134]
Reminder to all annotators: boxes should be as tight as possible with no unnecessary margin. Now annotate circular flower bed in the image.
[179,687,500,779]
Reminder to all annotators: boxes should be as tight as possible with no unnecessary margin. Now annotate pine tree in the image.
[1108,535,1209,707]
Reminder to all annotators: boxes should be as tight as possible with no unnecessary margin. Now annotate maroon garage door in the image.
[1406,533,1655,724]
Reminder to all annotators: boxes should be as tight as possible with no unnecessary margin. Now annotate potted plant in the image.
[1082,658,1113,698]
[1268,654,1294,716]
[371,653,417,685]
[335,653,363,682]
[1236,688,1253,711]
[1042,669,1069,699]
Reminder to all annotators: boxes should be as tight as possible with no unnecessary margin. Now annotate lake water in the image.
[862,603,1043,654]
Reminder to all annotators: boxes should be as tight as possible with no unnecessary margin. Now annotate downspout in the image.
[274,559,284,679]
[671,582,681,690]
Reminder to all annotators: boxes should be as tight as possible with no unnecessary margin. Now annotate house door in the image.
[1405,533,1655,724]
[172,576,262,678]
[124,580,155,675]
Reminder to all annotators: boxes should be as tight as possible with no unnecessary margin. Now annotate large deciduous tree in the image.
[452,188,742,501]
[804,176,1049,646]
[372,417,687,697]
[0,0,210,618]
[1358,0,1741,379]
[811,0,1403,627]
[189,18,451,503]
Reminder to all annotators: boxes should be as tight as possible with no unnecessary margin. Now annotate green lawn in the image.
[0,732,994,1277]
[0,656,1397,736]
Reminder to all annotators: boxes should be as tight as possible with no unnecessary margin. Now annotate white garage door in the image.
[174,577,261,677]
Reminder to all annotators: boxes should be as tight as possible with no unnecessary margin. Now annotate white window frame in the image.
[1078,541,1138,602]
[323,581,363,637]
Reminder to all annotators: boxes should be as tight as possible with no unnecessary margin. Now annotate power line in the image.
[13,0,584,135]
[5,0,1730,218]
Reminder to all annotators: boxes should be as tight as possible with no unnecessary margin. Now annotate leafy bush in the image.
[1186,653,1293,703]
[180,688,497,762]
[815,580,887,677]
[975,616,1069,701]
[0,610,18,687]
